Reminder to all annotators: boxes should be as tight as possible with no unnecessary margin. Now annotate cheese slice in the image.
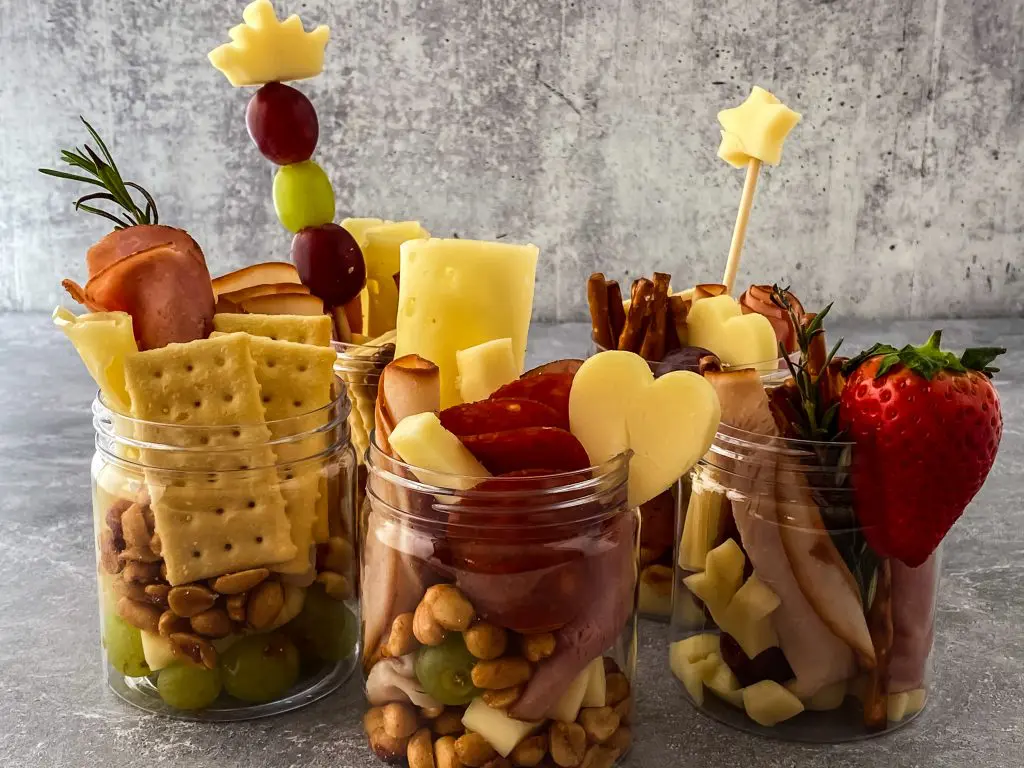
[396,238,538,408]
[462,698,542,758]
[548,663,593,722]
[361,221,430,337]
[387,412,490,488]
[456,338,519,403]
[140,631,177,672]
[581,657,607,708]
[743,680,805,726]
[686,294,778,372]
[53,307,137,413]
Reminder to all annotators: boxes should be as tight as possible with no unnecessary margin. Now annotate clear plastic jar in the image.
[670,424,939,741]
[361,438,638,766]
[92,377,358,719]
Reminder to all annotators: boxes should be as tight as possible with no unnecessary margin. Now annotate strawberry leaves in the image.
[844,331,1006,381]
[960,347,1006,377]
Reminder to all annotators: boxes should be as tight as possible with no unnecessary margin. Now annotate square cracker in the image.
[247,336,337,570]
[122,334,295,584]
[213,313,332,347]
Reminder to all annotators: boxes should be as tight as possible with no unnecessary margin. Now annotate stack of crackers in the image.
[120,313,340,587]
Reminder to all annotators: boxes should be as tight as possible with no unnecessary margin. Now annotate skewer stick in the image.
[721,157,762,295]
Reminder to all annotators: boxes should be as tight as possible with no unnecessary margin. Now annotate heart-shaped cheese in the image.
[569,351,722,507]
[686,294,778,372]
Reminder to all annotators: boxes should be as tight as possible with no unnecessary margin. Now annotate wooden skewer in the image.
[721,157,762,295]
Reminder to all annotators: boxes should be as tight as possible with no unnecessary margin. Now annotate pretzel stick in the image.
[586,273,615,349]
[640,272,671,361]
[668,294,689,347]
[722,157,762,295]
[606,281,626,348]
[618,278,653,353]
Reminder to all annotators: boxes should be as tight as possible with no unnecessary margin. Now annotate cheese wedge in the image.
[462,698,542,757]
[548,663,593,722]
[387,412,490,488]
[581,657,607,708]
[359,221,430,337]
[396,238,539,408]
[53,307,137,413]
[743,680,805,726]
[456,338,519,403]
[140,631,177,672]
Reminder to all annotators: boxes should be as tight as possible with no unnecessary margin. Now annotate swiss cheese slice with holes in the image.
[123,333,295,585]
[246,336,338,568]
[212,313,332,346]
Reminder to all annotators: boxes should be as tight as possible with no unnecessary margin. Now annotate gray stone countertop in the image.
[1,313,1021,768]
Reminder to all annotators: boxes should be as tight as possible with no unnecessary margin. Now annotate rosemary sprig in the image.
[39,117,158,229]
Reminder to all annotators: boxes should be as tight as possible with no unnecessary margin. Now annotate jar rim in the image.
[713,421,856,451]
[592,337,799,371]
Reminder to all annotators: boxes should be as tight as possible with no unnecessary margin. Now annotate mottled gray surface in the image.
[1,313,1021,767]
[3,1,1024,320]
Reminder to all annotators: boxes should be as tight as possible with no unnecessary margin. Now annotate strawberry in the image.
[838,331,1005,567]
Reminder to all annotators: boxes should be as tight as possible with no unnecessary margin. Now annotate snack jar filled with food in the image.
[669,288,1004,741]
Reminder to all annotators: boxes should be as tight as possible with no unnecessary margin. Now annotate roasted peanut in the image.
[407,728,436,768]
[112,576,149,603]
[158,610,190,637]
[322,536,354,574]
[472,658,532,690]
[247,580,284,629]
[414,600,446,646]
[455,733,497,767]
[612,696,632,725]
[432,709,466,736]
[604,674,629,707]
[423,584,475,632]
[119,546,161,564]
[143,583,170,609]
[549,723,586,768]
[316,570,353,600]
[169,632,217,669]
[578,708,619,744]
[521,634,556,663]
[638,546,666,567]
[365,707,408,761]
[191,608,232,638]
[481,759,512,768]
[149,532,162,557]
[464,621,507,660]
[98,530,123,575]
[641,565,672,598]
[604,728,631,754]
[167,584,218,617]
[211,568,269,595]
[105,500,130,544]
[281,566,317,588]
[382,701,418,740]
[482,686,522,710]
[116,597,161,633]
[510,734,547,767]
[225,593,247,622]
[579,745,617,768]
[121,561,162,585]
[385,612,419,658]
[121,503,152,550]
[434,736,462,768]
[420,703,445,720]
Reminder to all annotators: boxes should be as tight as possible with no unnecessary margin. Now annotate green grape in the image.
[157,664,222,710]
[220,633,300,703]
[290,585,357,662]
[103,612,150,678]
[272,160,335,233]
[415,634,480,706]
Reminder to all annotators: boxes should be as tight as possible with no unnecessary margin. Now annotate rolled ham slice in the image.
[889,553,939,692]
[64,225,214,350]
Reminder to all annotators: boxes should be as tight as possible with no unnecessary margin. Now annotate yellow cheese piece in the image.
[704,539,746,603]
[341,217,388,248]
[704,654,744,708]
[356,221,430,337]
[140,631,177,672]
[672,633,720,665]
[53,307,137,413]
[795,679,847,712]
[678,485,727,571]
[462,698,542,757]
[727,574,781,623]
[456,338,519,403]
[548,663,593,722]
[685,294,778,372]
[743,680,805,726]
[717,86,802,168]
[396,238,539,408]
[388,412,490,488]
[209,0,329,87]
[581,657,607,708]
[670,647,719,705]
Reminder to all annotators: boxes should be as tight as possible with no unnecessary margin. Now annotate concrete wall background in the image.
[1,0,1022,321]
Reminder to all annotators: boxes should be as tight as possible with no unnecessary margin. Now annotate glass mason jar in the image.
[670,424,939,742]
[91,376,359,720]
[589,337,794,621]
[360,438,638,766]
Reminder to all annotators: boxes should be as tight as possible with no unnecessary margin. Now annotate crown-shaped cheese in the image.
[209,0,329,87]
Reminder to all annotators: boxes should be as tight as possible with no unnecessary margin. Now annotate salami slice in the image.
[522,359,584,378]
[488,373,575,429]
[440,398,562,437]
[461,427,590,475]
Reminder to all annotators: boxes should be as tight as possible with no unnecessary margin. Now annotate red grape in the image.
[290,223,366,307]
[246,83,319,165]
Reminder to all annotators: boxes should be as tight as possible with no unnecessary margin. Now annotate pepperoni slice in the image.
[461,427,590,475]
[488,373,575,429]
[522,359,584,378]
[439,398,562,437]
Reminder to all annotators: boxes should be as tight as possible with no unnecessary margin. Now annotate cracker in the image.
[122,334,295,584]
[213,313,332,347]
[247,336,337,572]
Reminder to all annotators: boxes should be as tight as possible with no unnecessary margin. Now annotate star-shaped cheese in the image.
[717,86,801,168]
[209,0,329,87]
